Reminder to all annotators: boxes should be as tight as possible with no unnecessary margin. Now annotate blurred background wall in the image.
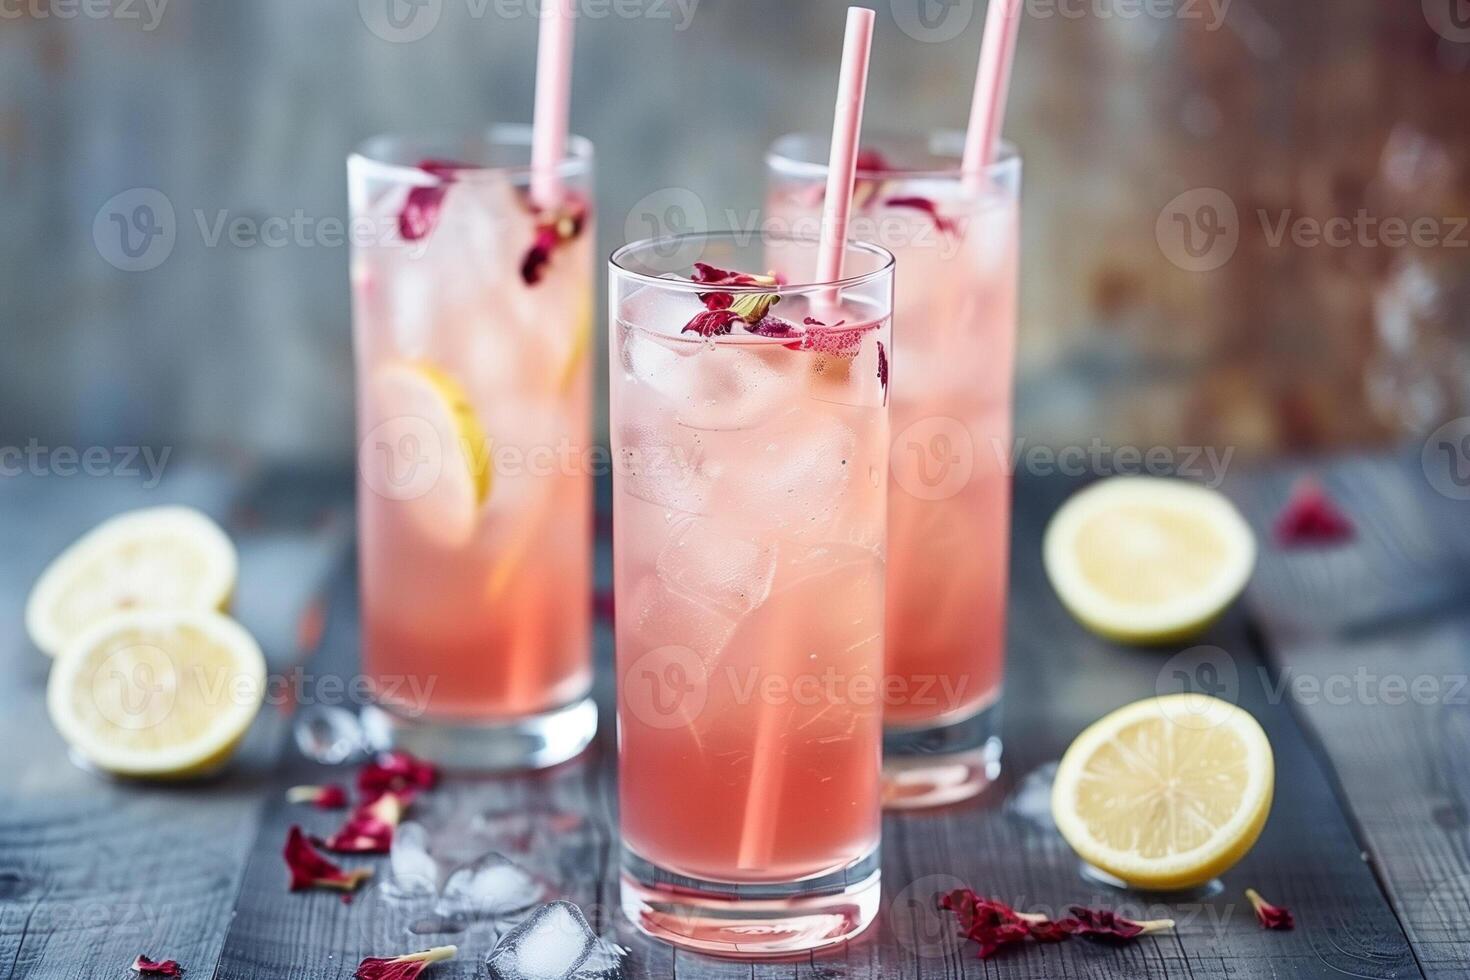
[3,0,1468,464]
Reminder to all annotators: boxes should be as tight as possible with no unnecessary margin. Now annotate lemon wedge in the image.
[26,507,237,658]
[1051,694,1274,890]
[47,608,266,779]
[1043,476,1255,643]
[363,362,492,549]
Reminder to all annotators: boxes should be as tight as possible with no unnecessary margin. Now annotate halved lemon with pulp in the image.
[47,608,267,779]
[363,361,492,549]
[1051,694,1274,890]
[26,506,237,658]
[1043,476,1255,643]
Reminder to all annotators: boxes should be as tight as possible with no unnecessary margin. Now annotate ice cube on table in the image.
[292,705,367,766]
[486,901,624,980]
[388,821,440,899]
[657,516,777,615]
[435,851,545,919]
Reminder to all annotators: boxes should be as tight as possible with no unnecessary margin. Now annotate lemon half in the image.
[47,608,267,779]
[1051,694,1274,890]
[1043,477,1255,644]
[26,507,237,657]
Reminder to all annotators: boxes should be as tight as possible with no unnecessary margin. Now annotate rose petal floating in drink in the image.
[521,194,588,285]
[1274,478,1354,547]
[353,945,457,980]
[316,790,408,854]
[131,955,184,976]
[398,160,465,242]
[358,751,438,803]
[884,196,957,234]
[284,826,373,893]
[681,309,742,338]
[876,340,888,402]
[1245,888,1295,930]
[285,784,348,809]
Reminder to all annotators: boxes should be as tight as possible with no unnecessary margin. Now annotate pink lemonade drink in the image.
[348,128,596,769]
[768,132,1021,807]
[610,233,894,956]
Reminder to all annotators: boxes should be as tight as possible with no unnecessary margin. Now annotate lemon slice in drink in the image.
[1043,476,1255,643]
[1052,694,1274,890]
[47,608,267,779]
[363,362,492,549]
[26,507,237,658]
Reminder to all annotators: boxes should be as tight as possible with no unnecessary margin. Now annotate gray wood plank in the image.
[0,463,352,980]
[210,472,1417,979]
[1229,453,1470,979]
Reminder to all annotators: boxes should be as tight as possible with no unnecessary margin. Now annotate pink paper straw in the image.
[814,6,877,289]
[530,0,576,210]
[961,0,1022,188]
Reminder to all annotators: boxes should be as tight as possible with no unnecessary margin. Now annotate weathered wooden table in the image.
[2,455,1467,979]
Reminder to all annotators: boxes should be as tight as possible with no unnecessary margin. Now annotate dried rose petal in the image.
[353,945,458,980]
[284,825,373,893]
[132,955,184,976]
[1274,478,1354,547]
[681,309,742,337]
[747,316,803,340]
[398,159,465,243]
[877,340,889,402]
[1245,888,1295,930]
[285,784,348,809]
[938,890,1043,958]
[699,290,735,311]
[885,195,957,235]
[1025,917,1079,942]
[521,196,588,286]
[317,791,408,854]
[690,263,775,288]
[358,751,438,803]
[1068,906,1175,939]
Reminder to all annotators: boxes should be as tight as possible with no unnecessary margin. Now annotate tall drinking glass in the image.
[768,131,1021,808]
[611,232,894,956]
[348,127,596,769]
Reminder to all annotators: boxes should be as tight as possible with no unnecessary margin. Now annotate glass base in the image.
[882,700,1002,809]
[361,695,597,771]
[620,847,881,958]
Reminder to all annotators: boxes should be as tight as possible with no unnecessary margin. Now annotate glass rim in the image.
[766,128,1019,182]
[608,231,897,297]
[349,123,594,185]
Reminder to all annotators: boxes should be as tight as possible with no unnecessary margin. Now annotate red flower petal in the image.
[884,196,957,234]
[132,955,184,976]
[681,309,742,337]
[1274,478,1354,547]
[316,791,407,854]
[1246,888,1295,930]
[353,945,458,980]
[521,195,588,286]
[358,751,438,803]
[397,160,466,243]
[748,316,803,340]
[877,340,889,402]
[285,784,348,809]
[284,825,373,892]
[1067,906,1174,939]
